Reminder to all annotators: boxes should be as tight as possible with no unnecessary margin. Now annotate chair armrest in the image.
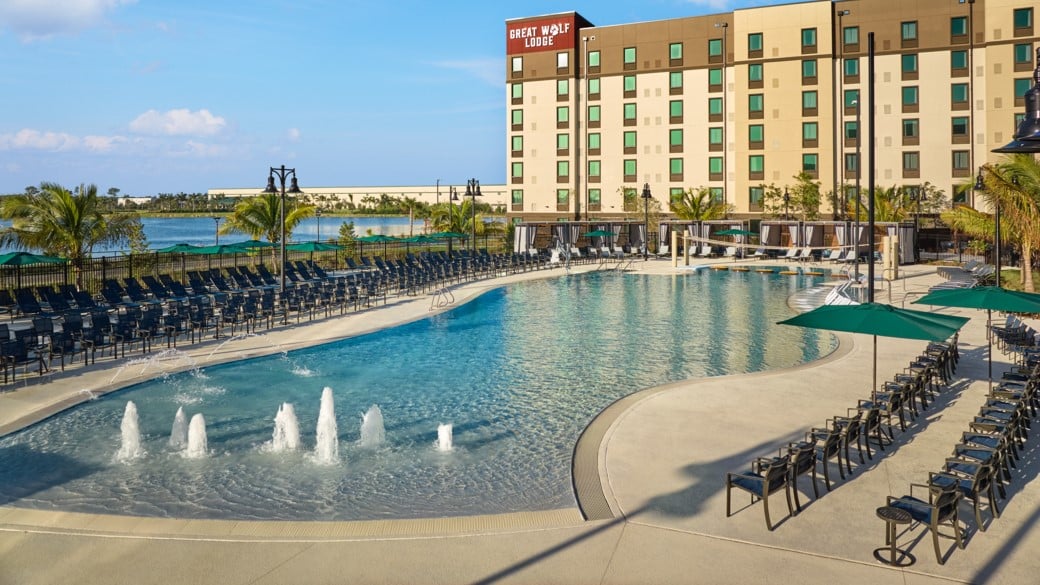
[908,482,931,500]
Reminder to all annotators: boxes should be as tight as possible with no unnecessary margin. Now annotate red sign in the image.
[507,15,576,54]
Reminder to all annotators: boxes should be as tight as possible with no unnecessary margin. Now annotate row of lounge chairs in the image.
[932,261,996,291]
[725,338,959,531]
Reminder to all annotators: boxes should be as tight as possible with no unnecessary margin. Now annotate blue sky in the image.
[0,0,767,196]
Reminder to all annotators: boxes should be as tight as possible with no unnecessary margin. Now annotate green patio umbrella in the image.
[913,286,1040,385]
[228,239,277,249]
[715,228,758,237]
[285,241,343,252]
[429,231,468,240]
[356,234,395,257]
[778,303,969,393]
[156,243,203,253]
[582,229,615,238]
[186,244,244,255]
[0,252,68,289]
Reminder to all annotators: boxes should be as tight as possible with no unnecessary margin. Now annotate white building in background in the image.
[206,184,510,210]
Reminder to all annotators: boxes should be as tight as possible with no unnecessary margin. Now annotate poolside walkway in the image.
[2,257,1039,584]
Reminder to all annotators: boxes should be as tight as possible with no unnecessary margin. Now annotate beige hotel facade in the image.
[504,0,1038,222]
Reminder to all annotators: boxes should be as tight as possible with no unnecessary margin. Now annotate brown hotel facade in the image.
[504,0,1038,222]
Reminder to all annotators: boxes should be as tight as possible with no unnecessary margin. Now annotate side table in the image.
[874,506,915,567]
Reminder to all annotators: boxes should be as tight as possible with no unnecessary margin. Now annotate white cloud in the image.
[129,108,227,137]
[431,58,501,87]
[286,128,301,142]
[82,134,127,152]
[0,0,136,41]
[1,128,80,151]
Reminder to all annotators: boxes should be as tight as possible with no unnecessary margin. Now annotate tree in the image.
[107,187,120,198]
[399,196,428,238]
[220,193,314,243]
[669,187,728,220]
[0,182,141,284]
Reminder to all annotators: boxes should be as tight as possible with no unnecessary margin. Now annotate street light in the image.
[853,98,863,284]
[212,216,220,245]
[641,183,652,260]
[315,208,322,242]
[908,186,921,263]
[261,165,302,295]
[448,186,459,257]
[465,178,481,255]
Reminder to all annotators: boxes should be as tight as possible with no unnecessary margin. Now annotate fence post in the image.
[101,256,107,284]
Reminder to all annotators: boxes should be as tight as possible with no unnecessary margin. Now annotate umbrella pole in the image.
[988,308,993,391]
[872,334,878,395]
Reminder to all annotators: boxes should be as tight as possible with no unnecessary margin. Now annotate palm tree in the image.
[0,182,140,284]
[669,187,727,220]
[219,193,314,243]
[944,155,1040,291]
[399,196,427,237]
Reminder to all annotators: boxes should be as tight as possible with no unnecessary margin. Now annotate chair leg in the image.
[725,483,732,517]
[763,493,772,531]
[933,526,945,565]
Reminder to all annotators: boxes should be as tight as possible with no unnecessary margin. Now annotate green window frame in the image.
[588,50,600,67]
[1015,78,1032,98]
[511,135,523,152]
[511,109,523,126]
[587,133,600,150]
[802,122,818,141]
[557,161,569,177]
[902,119,919,138]
[669,42,683,60]
[669,158,683,175]
[845,154,858,172]
[801,28,817,47]
[669,100,683,118]
[623,47,636,64]
[953,151,970,170]
[623,75,636,93]
[1013,8,1033,29]
[708,68,723,85]
[511,83,522,100]
[709,157,723,174]
[708,127,723,145]
[588,105,601,122]
[556,106,569,123]
[709,188,724,204]
[623,103,637,120]
[748,63,763,82]
[708,97,723,116]
[748,124,764,142]
[748,33,763,52]
[802,90,818,109]
[511,162,523,178]
[511,189,523,206]
[557,79,568,96]
[1014,44,1032,64]
[669,129,683,146]
[844,121,858,140]
[623,159,637,176]
[802,154,818,172]
[902,86,919,106]
[951,50,968,69]
[951,116,969,136]
[588,160,601,178]
[951,16,967,36]
[749,187,764,206]
[901,21,917,41]
[844,89,859,108]
[556,189,569,206]
[669,188,685,204]
[749,155,764,173]
[901,54,918,73]
[669,71,683,89]
[708,38,723,56]
[588,189,601,205]
[588,78,600,95]
[844,58,859,76]
[843,26,859,45]
[951,83,968,103]
[903,152,920,171]
[623,131,637,149]
[748,94,763,113]
[556,133,568,150]
[802,59,817,78]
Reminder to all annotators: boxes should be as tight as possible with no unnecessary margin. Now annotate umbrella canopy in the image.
[582,229,615,238]
[185,244,245,255]
[429,231,468,239]
[156,243,203,253]
[356,234,395,243]
[778,302,968,392]
[285,241,343,252]
[0,251,67,265]
[398,235,440,244]
[715,228,758,237]
[228,239,277,250]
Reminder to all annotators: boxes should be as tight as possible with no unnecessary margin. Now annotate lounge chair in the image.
[781,248,799,260]
[698,245,714,258]
[725,454,793,530]
[887,482,965,565]
[795,248,813,262]
[748,247,767,260]
[723,246,738,259]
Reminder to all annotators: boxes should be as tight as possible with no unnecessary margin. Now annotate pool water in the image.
[0,270,835,520]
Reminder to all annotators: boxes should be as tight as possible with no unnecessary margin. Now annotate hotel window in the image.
[623,47,636,69]
[557,79,569,97]
[587,132,601,153]
[511,189,523,207]
[903,152,920,175]
[511,109,523,130]
[748,93,764,117]
[669,188,684,204]
[951,83,968,109]
[801,28,817,49]
[556,189,569,207]
[802,122,818,146]
[749,155,765,178]
[623,103,637,126]
[588,189,601,207]
[748,63,763,85]
[623,159,637,181]
[844,89,859,110]
[557,52,569,71]
[588,160,601,180]
[844,58,859,77]
[669,42,683,61]
[843,26,859,46]
[901,54,918,79]
[709,97,723,120]
[623,131,637,153]
[845,154,858,173]
[1014,8,1033,33]
[557,160,569,180]
[669,128,683,149]
[951,50,968,75]
[623,75,636,96]
[901,21,918,42]
[802,59,817,79]
[708,68,723,88]
[903,119,920,140]
[802,90,818,115]
[708,38,723,57]
[748,32,763,53]
[511,162,523,179]
[670,71,683,92]
[802,154,819,174]
[710,188,724,204]
[588,77,600,98]
[709,157,723,177]
[511,83,522,102]
[709,127,723,145]
[588,50,600,67]
[588,105,601,127]
[557,106,569,127]
[670,158,684,179]
[1015,78,1032,101]
[902,86,919,112]
[749,124,764,145]
[952,150,970,172]
[951,116,969,141]
[511,135,523,154]
[844,121,858,140]
[511,56,523,74]
[669,99,683,123]
[951,16,967,39]
[556,133,569,152]
[1015,44,1033,70]
[749,187,764,208]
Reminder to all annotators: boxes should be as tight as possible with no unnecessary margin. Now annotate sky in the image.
[0,0,771,196]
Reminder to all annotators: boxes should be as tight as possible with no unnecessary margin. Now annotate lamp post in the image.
[853,98,863,284]
[212,216,220,245]
[783,187,790,220]
[908,186,921,263]
[641,183,652,260]
[714,22,729,216]
[974,167,999,286]
[261,165,302,295]
[315,208,322,242]
[465,179,481,255]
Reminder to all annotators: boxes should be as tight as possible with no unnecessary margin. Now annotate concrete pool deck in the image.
[1,258,1039,584]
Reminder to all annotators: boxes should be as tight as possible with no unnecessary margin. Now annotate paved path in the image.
[2,258,1039,584]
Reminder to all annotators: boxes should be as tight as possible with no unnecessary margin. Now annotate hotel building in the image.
[504,0,1038,222]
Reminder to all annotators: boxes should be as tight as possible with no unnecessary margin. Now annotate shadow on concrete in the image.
[0,444,101,506]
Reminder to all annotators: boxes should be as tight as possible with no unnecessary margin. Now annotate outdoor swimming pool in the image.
[0,270,836,521]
